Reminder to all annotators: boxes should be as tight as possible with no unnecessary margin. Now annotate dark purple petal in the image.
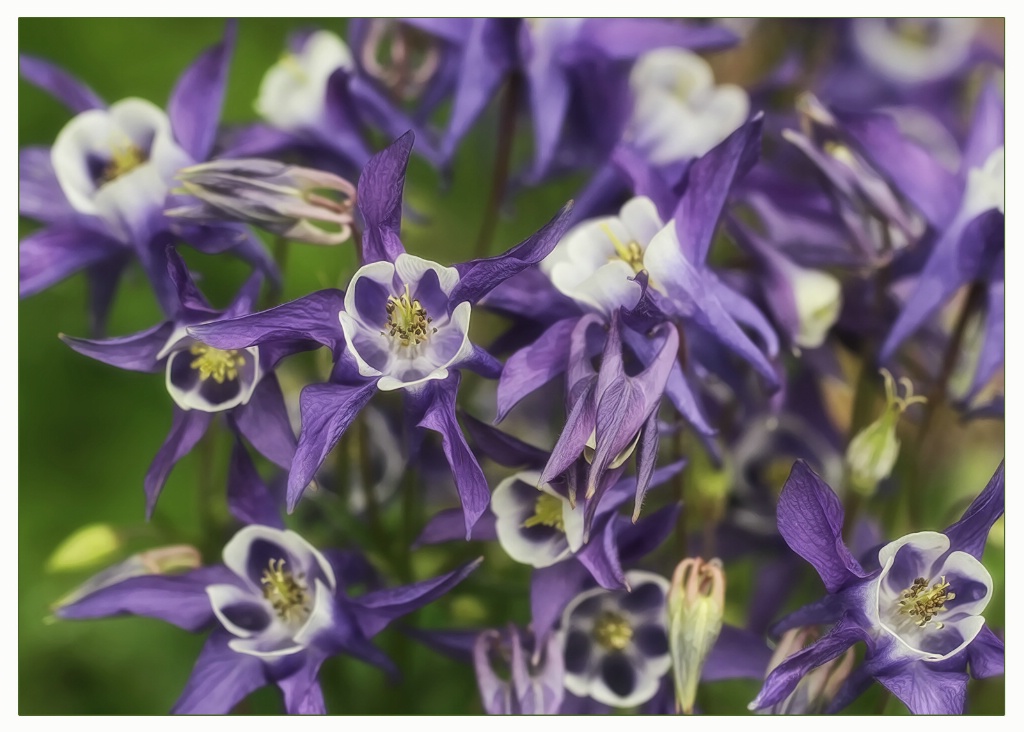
[461,412,548,469]
[581,18,737,58]
[703,625,772,681]
[496,317,580,422]
[20,227,122,298]
[318,68,374,167]
[709,276,779,358]
[415,508,498,546]
[225,439,284,529]
[230,374,296,471]
[458,344,503,380]
[171,630,269,714]
[611,146,678,221]
[19,146,77,223]
[86,254,131,337]
[60,321,174,373]
[357,131,414,264]
[966,625,1004,680]
[943,460,1004,560]
[966,276,1004,403]
[674,116,762,265]
[187,289,346,353]
[776,461,867,593]
[576,521,627,590]
[168,20,236,161]
[525,62,571,181]
[875,662,968,715]
[417,375,491,537]
[145,409,214,518]
[288,382,377,511]
[616,503,681,563]
[540,380,596,485]
[165,247,216,318]
[452,201,575,306]
[56,565,235,632]
[769,593,845,637]
[632,403,660,523]
[531,561,590,645]
[19,54,105,113]
[749,615,865,710]
[352,558,483,638]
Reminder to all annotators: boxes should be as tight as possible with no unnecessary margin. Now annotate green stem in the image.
[474,71,521,258]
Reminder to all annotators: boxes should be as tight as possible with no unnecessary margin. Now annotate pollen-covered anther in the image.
[522,493,565,532]
[260,558,310,623]
[189,343,246,383]
[594,611,634,651]
[600,222,646,275]
[382,284,436,347]
[102,141,147,183]
[897,575,955,629]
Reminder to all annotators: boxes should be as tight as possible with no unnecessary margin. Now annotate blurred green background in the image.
[19,18,1004,715]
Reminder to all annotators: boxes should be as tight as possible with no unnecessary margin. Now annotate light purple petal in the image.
[171,630,269,714]
[777,461,867,593]
[632,412,660,522]
[962,81,1004,173]
[277,665,326,715]
[19,146,76,223]
[966,625,1004,679]
[19,54,105,113]
[20,226,122,298]
[531,561,590,645]
[415,508,497,546]
[576,520,627,590]
[496,317,580,422]
[417,375,491,537]
[60,320,174,373]
[703,625,772,681]
[452,200,575,306]
[582,18,737,58]
[458,344,503,380]
[352,558,482,638]
[288,381,377,510]
[357,131,413,264]
[943,460,1004,560]
[230,374,296,471]
[525,62,571,181]
[168,20,236,161]
[145,408,214,517]
[875,662,968,715]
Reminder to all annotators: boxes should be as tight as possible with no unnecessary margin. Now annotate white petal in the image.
[394,253,461,298]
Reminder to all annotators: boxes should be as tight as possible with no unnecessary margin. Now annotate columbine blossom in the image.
[187,132,573,534]
[19,21,275,328]
[749,460,1004,714]
[56,523,480,714]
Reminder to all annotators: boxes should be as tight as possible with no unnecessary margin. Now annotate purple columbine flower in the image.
[55,522,480,714]
[474,625,566,714]
[749,460,1004,714]
[60,251,299,516]
[186,131,573,535]
[19,21,275,329]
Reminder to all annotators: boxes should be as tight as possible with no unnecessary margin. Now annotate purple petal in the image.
[709,276,779,359]
[165,247,216,318]
[357,131,413,264]
[225,439,284,529]
[875,662,968,715]
[458,344,503,380]
[415,508,497,546]
[769,593,845,637]
[168,20,236,161]
[86,255,131,337]
[56,565,235,631]
[145,409,214,517]
[611,146,678,221]
[496,317,580,422]
[632,413,660,522]
[452,201,575,306]
[60,320,174,373]
[288,382,377,510]
[230,374,296,471]
[943,460,1004,560]
[461,412,548,469]
[776,461,866,593]
[966,625,1004,679]
[966,276,1004,403]
[352,558,483,638]
[749,615,865,711]
[417,375,491,537]
[171,630,268,714]
[674,116,762,265]
[616,503,681,563]
[962,81,1004,173]
[576,521,627,590]
[19,146,76,224]
[318,68,374,167]
[664,361,716,436]
[703,625,772,681]
[277,665,326,715]
[525,63,571,181]
[581,18,737,58]
[20,226,122,298]
[187,289,346,353]
[19,54,104,113]
[531,561,590,645]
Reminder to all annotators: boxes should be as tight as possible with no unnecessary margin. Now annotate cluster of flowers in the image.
[20,18,1004,715]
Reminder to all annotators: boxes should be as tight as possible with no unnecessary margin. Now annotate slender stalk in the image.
[474,71,521,258]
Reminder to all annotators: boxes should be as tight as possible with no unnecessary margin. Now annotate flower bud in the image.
[845,368,926,497]
[167,158,357,246]
[668,557,726,714]
[46,524,123,573]
[758,627,855,714]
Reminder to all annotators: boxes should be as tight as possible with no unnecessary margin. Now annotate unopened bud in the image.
[168,159,357,246]
[759,627,855,714]
[46,524,123,573]
[845,368,926,497]
[668,557,726,714]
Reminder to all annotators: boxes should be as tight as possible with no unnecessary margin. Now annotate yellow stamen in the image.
[594,611,633,651]
[189,343,246,384]
[600,222,646,275]
[102,142,147,183]
[897,575,955,629]
[382,283,435,347]
[279,53,309,83]
[260,558,310,623]
[522,493,565,532]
